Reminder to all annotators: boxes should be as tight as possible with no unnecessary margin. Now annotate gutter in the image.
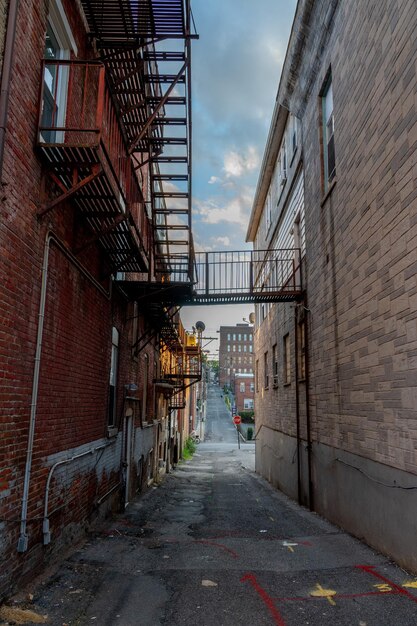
[0,0,19,181]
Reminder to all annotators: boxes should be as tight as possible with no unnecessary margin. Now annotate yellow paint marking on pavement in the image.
[310,583,337,606]
[373,583,392,593]
[403,580,417,589]
[282,540,298,553]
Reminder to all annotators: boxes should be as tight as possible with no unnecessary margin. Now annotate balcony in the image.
[118,248,303,305]
[36,60,150,274]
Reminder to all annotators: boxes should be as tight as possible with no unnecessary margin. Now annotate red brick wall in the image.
[0,0,161,598]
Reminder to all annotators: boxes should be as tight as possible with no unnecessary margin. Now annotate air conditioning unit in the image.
[273,375,279,387]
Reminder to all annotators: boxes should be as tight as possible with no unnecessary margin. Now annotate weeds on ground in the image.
[181,437,196,461]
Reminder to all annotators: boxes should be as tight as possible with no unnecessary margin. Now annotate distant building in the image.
[234,373,255,414]
[247,0,417,573]
[218,324,254,390]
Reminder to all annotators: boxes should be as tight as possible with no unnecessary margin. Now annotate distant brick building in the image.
[0,0,199,598]
[247,0,417,573]
[218,324,254,390]
[234,373,255,414]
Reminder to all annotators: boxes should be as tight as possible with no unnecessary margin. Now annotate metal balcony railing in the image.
[192,249,302,304]
[36,60,151,272]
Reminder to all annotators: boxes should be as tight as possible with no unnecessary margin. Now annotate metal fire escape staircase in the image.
[80,0,196,289]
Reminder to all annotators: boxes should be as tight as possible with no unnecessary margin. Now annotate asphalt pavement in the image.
[8,384,417,625]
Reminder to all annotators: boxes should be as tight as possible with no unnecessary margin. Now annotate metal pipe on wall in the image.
[0,0,19,182]
[17,231,111,552]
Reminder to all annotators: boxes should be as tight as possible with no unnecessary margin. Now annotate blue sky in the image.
[181,0,297,345]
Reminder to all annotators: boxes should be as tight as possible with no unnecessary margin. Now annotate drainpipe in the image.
[304,295,314,511]
[294,305,302,505]
[17,232,51,553]
[17,232,110,552]
[0,0,20,182]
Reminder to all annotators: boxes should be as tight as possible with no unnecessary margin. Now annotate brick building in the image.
[234,373,255,414]
[0,0,200,597]
[247,0,417,572]
[218,323,254,390]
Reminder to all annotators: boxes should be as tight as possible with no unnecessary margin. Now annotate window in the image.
[243,334,247,341]
[264,352,269,389]
[265,191,272,232]
[238,334,241,341]
[233,334,236,341]
[272,344,278,386]
[281,141,287,183]
[244,345,247,352]
[227,333,231,340]
[250,382,255,392]
[298,321,306,380]
[283,334,291,384]
[322,75,336,190]
[240,382,245,393]
[255,360,259,392]
[108,327,119,426]
[227,345,231,352]
[244,399,254,409]
[249,345,253,353]
[41,1,77,143]
[233,345,236,352]
[290,114,298,156]
[238,345,241,352]
[142,353,149,423]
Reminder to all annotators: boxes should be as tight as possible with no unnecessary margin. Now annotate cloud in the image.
[212,236,231,247]
[194,185,255,228]
[223,146,259,178]
[208,176,221,184]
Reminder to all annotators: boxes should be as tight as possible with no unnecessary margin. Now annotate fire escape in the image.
[36,0,304,406]
[36,0,202,404]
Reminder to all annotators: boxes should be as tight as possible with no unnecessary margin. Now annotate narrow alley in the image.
[7,386,417,626]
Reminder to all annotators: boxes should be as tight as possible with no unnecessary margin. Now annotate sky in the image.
[180,0,298,352]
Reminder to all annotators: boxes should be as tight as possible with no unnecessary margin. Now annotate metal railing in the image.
[193,249,302,297]
[37,60,150,245]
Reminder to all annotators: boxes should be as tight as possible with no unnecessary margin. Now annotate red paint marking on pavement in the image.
[241,573,287,626]
[356,565,417,604]
[195,539,239,559]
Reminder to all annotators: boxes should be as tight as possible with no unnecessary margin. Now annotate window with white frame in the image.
[265,191,272,232]
[290,114,298,157]
[281,140,287,183]
[283,334,291,384]
[264,351,269,389]
[240,382,245,393]
[244,399,254,409]
[273,343,278,385]
[322,74,335,190]
[41,0,77,143]
[108,327,119,427]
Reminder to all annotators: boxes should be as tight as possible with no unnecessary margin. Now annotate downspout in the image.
[17,232,110,552]
[0,0,20,182]
[304,295,314,510]
[294,304,302,505]
[17,232,51,553]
